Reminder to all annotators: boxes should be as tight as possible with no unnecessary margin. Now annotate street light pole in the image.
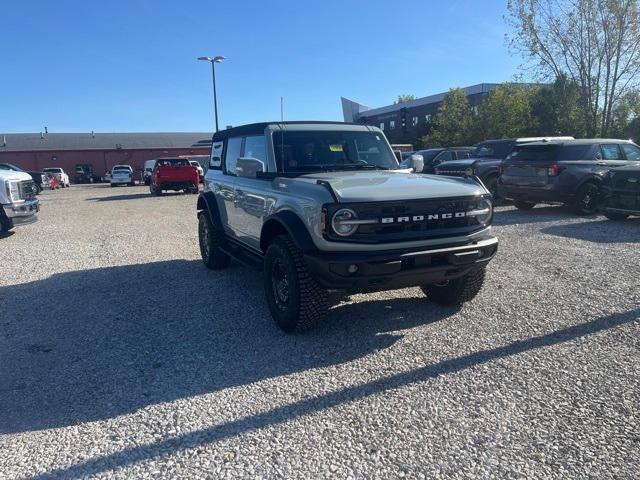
[211,61,219,133]
[198,55,225,133]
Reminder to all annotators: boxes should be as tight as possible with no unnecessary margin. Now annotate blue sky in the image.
[0,0,522,133]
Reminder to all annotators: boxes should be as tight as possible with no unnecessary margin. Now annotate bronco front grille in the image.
[325,196,490,244]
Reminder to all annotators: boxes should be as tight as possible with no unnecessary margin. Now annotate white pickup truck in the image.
[0,169,40,233]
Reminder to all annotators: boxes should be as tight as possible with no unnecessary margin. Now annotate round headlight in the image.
[469,198,493,224]
[465,167,475,176]
[331,208,359,237]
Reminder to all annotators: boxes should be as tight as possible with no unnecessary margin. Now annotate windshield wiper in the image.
[339,163,390,170]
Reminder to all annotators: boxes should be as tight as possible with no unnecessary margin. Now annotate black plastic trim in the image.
[260,211,317,252]
[196,191,223,229]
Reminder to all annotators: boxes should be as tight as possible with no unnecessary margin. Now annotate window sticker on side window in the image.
[329,144,344,152]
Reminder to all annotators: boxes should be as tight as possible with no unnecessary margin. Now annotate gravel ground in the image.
[1,184,638,479]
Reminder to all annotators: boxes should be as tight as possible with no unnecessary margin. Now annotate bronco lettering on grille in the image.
[380,211,483,223]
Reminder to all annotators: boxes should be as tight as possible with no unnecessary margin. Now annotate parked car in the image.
[197,121,498,332]
[0,162,24,172]
[0,168,39,234]
[435,137,574,199]
[110,165,135,187]
[599,163,640,220]
[143,159,157,185]
[101,171,112,183]
[26,171,51,193]
[74,164,96,183]
[189,160,205,182]
[150,158,199,195]
[403,147,474,174]
[498,139,640,214]
[42,167,70,188]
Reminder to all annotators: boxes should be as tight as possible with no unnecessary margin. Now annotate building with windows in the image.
[0,132,211,179]
[341,83,501,147]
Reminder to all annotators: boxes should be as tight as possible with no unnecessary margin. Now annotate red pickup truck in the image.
[150,158,199,196]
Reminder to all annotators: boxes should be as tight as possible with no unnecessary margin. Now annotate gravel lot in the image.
[1,184,638,479]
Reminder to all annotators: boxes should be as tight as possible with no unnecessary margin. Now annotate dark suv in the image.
[402,147,474,174]
[498,139,640,215]
[435,137,573,199]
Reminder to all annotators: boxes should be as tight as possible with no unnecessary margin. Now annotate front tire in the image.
[604,211,629,221]
[0,210,14,234]
[198,212,231,270]
[485,176,501,203]
[263,236,328,333]
[421,267,486,306]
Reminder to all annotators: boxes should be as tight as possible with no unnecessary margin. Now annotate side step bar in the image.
[220,239,264,270]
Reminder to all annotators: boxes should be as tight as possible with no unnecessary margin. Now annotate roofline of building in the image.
[349,83,501,119]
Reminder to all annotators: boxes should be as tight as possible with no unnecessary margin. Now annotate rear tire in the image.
[571,182,600,215]
[514,200,536,210]
[198,212,231,270]
[264,235,328,333]
[421,267,486,306]
[604,211,629,221]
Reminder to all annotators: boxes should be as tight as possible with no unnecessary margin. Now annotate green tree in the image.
[394,94,417,104]
[624,117,640,142]
[610,89,640,137]
[507,0,640,136]
[421,88,473,147]
[530,75,587,137]
[474,83,536,140]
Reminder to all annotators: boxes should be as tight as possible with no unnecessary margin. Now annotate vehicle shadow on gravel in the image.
[30,305,640,480]
[0,260,456,436]
[541,218,640,243]
[87,192,198,201]
[492,205,577,226]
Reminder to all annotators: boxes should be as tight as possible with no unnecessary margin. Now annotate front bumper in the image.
[304,236,498,292]
[2,198,40,225]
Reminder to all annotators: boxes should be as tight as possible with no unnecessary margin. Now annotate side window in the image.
[600,144,622,160]
[210,141,223,169]
[243,135,267,167]
[621,143,640,161]
[224,137,243,175]
[435,151,453,164]
[456,150,471,159]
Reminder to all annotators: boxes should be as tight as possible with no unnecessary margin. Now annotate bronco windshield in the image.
[273,131,398,172]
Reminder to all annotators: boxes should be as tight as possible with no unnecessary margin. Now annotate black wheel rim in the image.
[199,218,210,260]
[581,186,598,212]
[271,259,290,311]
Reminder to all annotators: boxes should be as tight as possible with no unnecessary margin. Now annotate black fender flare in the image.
[197,191,223,229]
[260,210,317,253]
[573,175,603,195]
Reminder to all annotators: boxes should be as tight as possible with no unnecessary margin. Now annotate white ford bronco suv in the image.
[197,122,498,332]
[0,168,40,234]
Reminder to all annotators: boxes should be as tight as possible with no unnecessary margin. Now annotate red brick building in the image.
[0,132,211,180]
